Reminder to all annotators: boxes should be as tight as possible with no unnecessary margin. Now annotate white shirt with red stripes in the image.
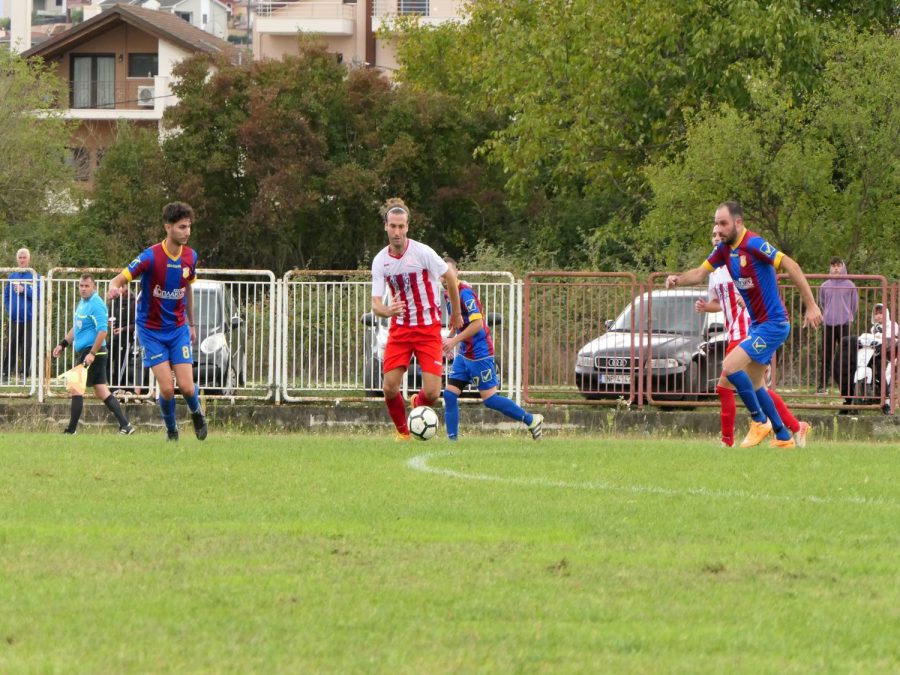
[708,266,750,341]
[371,239,447,328]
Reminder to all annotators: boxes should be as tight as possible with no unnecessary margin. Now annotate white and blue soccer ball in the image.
[408,406,439,441]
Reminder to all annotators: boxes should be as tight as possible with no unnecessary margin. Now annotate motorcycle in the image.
[852,325,893,414]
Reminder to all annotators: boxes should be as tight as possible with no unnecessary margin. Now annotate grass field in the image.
[1,432,898,673]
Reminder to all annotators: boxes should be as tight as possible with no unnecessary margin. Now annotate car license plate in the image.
[599,373,630,385]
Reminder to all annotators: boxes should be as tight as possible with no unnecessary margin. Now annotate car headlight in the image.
[649,358,680,369]
[576,355,594,368]
[200,332,227,355]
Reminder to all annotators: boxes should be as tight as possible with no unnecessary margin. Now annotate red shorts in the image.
[383,323,444,376]
[725,339,744,356]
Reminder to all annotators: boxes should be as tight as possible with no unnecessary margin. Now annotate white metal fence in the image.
[279,270,518,402]
[0,267,43,397]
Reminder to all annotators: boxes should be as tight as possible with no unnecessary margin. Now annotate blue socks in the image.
[158,395,177,432]
[183,390,201,414]
[443,389,460,440]
[484,394,532,425]
[725,371,766,423]
[756,387,791,440]
[443,391,534,439]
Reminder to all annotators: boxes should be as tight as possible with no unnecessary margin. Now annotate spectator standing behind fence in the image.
[106,202,208,442]
[3,247,39,383]
[696,227,810,448]
[107,285,136,391]
[872,303,897,414]
[371,198,463,440]
[817,257,858,393]
[52,274,134,435]
[440,257,544,441]
[666,201,822,449]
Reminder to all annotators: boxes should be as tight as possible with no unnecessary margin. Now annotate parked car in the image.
[360,309,502,396]
[192,280,245,395]
[575,288,727,402]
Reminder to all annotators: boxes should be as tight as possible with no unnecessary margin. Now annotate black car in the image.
[360,310,502,396]
[192,280,246,395]
[575,289,726,402]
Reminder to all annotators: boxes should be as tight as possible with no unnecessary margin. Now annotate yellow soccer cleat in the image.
[739,419,772,448]
[395,431,411,442]
[795,421,811,448]
[769,437,796,449]
[409,393,419,409]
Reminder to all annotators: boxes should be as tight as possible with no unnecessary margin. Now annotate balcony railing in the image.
[254,1,356,20]
[373,0,430,16]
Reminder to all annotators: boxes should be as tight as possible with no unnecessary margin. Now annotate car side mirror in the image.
[362,312,377,327]
[605,319,615,331]
[486,312,502,328]
[230,315,243,330]
[707,322,725,337]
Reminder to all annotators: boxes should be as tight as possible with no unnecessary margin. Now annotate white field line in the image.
[407,451,898,508]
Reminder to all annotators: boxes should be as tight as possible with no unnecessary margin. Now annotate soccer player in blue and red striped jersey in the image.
[106,202,208,442]
[667,201,822,448]
[441,258,543,441]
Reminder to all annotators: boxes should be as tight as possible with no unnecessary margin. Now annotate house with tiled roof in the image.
[91,0,230,41]
[22,3,243,184]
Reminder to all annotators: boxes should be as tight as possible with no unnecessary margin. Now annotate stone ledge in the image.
[1,400,897,441]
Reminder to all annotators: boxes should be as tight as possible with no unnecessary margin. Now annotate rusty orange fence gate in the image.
[523,272,898,415]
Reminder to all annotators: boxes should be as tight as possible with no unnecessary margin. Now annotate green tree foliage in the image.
[0,51,73,241]
[162,42,512,272]
[78,123,171,265]
[641,31,899,276]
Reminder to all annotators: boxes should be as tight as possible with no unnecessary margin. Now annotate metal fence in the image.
[280,270,517,402]
[44,268,277,401]
[2,266,897,414]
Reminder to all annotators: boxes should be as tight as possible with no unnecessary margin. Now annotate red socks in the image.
[414,389,435,408]
[716,385,736,446]
[769,389,800,433]
[385,394,409,434]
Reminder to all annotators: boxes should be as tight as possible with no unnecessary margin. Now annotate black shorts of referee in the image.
[75,348,109,387]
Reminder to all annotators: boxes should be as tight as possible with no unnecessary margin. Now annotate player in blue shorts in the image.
[666,202,822,448]
[106,202,208,442]
[440,258,543,441]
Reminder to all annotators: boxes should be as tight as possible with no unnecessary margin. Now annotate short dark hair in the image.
[80,273,95,283]
[718,201,743,220]
[443,256,458,267]
[830,256,843,266]
[163,201,194,224]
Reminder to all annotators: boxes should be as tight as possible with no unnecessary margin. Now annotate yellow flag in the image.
[63,364,88,395]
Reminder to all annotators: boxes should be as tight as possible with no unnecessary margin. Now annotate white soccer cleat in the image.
[527,414,544,441]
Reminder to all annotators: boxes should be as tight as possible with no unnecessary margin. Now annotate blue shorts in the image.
[448,355,500,390]
[739,321,790,365]
[137,324,193,368]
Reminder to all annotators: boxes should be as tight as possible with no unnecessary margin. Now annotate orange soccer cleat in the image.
[739,420,772,448]
[769,437,796,449]
[795,421,811,448]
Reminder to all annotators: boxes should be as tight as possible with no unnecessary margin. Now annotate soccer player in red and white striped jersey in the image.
[696,227,810,447]
[371,198,462,439]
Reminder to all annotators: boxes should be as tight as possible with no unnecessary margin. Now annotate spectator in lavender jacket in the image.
[818,257,858,392]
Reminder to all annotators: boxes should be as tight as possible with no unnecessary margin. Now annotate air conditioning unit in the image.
[137,85,155,108]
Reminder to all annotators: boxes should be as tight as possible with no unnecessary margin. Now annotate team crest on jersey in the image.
[751,336,767,353]
[740,255,747,267]
[760,241,775,257]
[129,257,140,270]
[182,267,190,279]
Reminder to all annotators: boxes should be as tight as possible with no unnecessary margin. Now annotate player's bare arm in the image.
[696,298,722,313]
[666,267,710,289]
[372,296,404,319]
[441,267,463,330]
[106,273,129,299]
[780,256,823,329]
[443,318,483,356]
[186,285,197,343]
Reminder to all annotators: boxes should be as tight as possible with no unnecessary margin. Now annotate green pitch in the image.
[1,433,898,672]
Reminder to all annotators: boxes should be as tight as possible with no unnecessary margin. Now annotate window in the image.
[70,55,115,109]
[398,0,428,15]
[175,11,192,22]
[128,53,158,78]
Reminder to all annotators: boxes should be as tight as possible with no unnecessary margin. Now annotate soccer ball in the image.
[408,405,439,441]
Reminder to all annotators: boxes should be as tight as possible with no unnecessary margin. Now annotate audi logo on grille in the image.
[597,357,630,368]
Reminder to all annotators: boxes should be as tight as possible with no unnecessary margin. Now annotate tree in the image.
[640,31,899,276]
[0,51,73,239]
[161,42,514,272]
[78,123,172,264]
